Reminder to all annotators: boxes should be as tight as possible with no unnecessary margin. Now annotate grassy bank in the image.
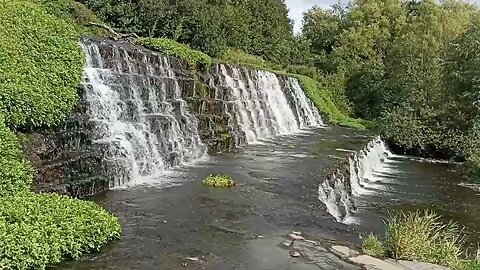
[363,211,479,270]
[0,1,121,268]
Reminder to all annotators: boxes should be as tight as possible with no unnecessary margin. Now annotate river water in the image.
[58,126,480,269]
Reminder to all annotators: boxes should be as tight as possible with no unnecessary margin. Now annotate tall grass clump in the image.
[384,211,465,269]
[363,233,385,257]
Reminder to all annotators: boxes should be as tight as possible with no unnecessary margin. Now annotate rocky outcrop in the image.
[20,87,110,198]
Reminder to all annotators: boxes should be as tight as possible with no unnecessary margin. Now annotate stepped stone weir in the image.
[79,37,325,187]
[81,38,206,186]
[318,137,393,223]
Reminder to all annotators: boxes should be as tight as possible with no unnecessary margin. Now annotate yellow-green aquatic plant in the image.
[202,174,235,188]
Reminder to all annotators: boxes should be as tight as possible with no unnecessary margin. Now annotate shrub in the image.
[295,75,368,129]
[220,48,274,70]
[363,234,385,257]
[136,37,212,67]
[0,192,121,269]
[0,116,32,197]
[385,211,464,269]
[0,0,85,128]
[202,174,235,188]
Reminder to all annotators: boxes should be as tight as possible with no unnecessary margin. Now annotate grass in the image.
[363,234,385,257]
[295,75,369,129]
[363,210,480,270]
[136,37,212,68]
[202,174,235,188]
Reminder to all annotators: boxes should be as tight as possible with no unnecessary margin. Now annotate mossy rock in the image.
[202,174,235,188]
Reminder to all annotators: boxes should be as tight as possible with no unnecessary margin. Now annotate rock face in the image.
[21,36,324,196]
[20,87,109,197]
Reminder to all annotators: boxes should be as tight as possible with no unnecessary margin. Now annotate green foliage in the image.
[0,3,120,268]
[0,116,32,197]
[362,234,385,257]
[464,260,480,270]
[80,0,294,61]
[0,0,85,128]
[301,0,480,163]
[385,211,464,269]
[295,75,367,129]
[202,174,235,188]
[0,192,121,270]
[220,49,284,72]
[136,37,211,67]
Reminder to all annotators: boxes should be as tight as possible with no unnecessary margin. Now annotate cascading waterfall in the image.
[215,64,324,143]
[318,136,393,223]
[80,38,205,186]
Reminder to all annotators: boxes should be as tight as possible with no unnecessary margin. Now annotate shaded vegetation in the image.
[202,174,235,188]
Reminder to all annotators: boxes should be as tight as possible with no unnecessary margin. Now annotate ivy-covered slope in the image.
[0,1,121,269]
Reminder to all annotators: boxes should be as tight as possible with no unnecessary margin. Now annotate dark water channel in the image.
[58,127,479,269]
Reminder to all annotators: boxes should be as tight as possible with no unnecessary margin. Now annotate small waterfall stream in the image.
[318,137,393,223]
[81,38,206,186]
[215,64,324,143]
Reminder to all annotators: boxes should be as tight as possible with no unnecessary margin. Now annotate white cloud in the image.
[285,0,344,33]
[285,0,480,34]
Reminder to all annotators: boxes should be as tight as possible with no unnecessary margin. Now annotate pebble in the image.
[288,233,305,240]
[187,257,199,262]
[290,251,302,258]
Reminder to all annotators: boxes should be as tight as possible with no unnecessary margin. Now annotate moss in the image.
[202,174,235,188]
[136,37,212,68]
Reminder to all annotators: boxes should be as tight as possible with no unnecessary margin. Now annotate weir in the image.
[318,137,393,222]
[79,37,324,186]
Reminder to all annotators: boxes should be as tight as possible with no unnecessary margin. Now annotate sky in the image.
[285,0,480,34]
[285,0,346,33]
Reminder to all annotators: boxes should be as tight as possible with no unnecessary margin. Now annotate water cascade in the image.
[214,64,324,143]
[80,38,206,186]
[318,137,393,222]
[79,38,324,187]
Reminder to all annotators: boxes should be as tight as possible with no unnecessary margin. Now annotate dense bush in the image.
[136,37,212,67]
[0,0,84,128]
[0,116,32,197]
[0,193,121,269]
[0,1,121,268]
[79,0,294,61]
